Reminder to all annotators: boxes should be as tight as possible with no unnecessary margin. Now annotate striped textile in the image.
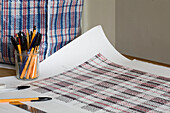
[0,0,84,65]
[29,53,170,113]
[0,0,48,64]
[48,0,84,57]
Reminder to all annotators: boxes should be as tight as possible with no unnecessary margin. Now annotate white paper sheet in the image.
[28,53,170,113]
[40,25,170,78]
[132,59,170,77]
[39,25,132,78]
[0,26,169,113]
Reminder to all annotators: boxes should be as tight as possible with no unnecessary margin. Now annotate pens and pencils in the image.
[11,26,42,80]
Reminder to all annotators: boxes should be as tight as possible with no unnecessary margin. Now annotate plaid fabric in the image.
[0,0,48,64]
[29,53,170,113]
[0,0,84,65]
[47,0,84,57]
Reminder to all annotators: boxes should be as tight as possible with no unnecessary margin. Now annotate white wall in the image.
[82,0,116,46]
[116,0,170,64]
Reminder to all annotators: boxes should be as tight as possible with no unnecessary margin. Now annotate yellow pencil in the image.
[30,47,38,79]
[26,48,37,79]
[30,26,36,46]
[16,35,22,61]
[20,48,34,79]
[0,97,39,103]
[0,97,52,103]
[26,30,30,49]
[25,55,35,79]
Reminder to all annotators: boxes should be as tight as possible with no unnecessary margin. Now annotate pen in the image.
[25,51,35,79]
[26,30,30,49]
[0,97,52,103]
[17,34,21,45]
[29,33,38,51]
[30,31,33,47]
[16,35,22,61]
[10,36,18,51]
[30,47,38,79]
[20,32,28,51]
[33,25,36,31]
[37,34,42,48]
[30,26,36,46]
[20,48,34,79]
[19,33,38,75]
[30,34,41,78]
[0,86,30,93]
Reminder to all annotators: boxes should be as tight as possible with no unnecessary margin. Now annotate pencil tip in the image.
[31,97,52,102]
[39,97,52,101]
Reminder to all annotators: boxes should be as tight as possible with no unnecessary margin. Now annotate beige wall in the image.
[116,0,170,64]
[82,0,116,46]
[82,0,170,64]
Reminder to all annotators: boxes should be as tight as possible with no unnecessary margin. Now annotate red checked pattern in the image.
[29,53,170,113]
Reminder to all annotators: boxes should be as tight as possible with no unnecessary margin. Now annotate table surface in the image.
[0,68,16,77]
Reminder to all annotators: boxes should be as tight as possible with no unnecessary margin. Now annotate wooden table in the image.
[0,68,16,77]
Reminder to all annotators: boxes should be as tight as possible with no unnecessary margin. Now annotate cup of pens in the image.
[15,50,39,80]
[11,26,42,80]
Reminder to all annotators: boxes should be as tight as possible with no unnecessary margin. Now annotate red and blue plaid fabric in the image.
[0,0,84,64]
[47,0,84,57]
[29,53,170,113]
[0,0,48,64]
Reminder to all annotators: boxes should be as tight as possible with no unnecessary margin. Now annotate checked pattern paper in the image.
[30,53,170,113]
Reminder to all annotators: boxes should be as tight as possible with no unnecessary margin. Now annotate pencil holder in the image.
[15,50,39,80]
